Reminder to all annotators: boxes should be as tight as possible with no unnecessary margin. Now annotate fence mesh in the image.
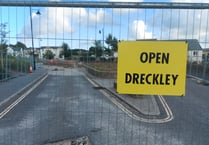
[0,1,209,145]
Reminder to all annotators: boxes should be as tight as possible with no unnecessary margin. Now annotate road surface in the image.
[0,66,208,145]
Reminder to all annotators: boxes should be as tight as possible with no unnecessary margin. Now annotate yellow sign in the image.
[117,41,188,96]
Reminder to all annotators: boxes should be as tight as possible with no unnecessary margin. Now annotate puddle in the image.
[45,136,92,145]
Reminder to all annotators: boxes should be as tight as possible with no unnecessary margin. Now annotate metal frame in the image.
[0,1,209,9]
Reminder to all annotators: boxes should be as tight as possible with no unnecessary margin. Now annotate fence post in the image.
[5,52,8,79]
[202,56,207,79]
[1,52,3,79]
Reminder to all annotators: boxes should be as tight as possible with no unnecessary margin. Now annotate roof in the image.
[185,39,202,50]
[168,39,202,51]
[40,46,62,49]
[137,39,202,51]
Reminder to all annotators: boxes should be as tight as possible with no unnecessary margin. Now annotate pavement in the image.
[81,68,168,119]
[89,77,161,116]
[0,64,48,104]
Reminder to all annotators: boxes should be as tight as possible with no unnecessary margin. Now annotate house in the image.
[161,39,202,63]
[136,39,203,63]
[7,46,24,57]
[203,48,209,62]
[7,46,14,55]
[23,47,39,58]
[38,46,63,59]
[186,39,203,63]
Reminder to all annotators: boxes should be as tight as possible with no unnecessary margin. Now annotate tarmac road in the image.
[0,65,208,145]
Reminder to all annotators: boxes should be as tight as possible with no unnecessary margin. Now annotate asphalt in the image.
[0,65,47,104]
[81,68,166,118]
[0,64,166,123]
[90,77,161,115]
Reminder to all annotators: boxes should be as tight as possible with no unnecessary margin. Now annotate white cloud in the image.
[130,20,152,39]
[171,0,209,2]
[19,7,73,40]
[147,7,209,48]
[19,1,209,48]
[18,6,115,47]
[20,7,114,36]
[88,9,113,26]
[41,7,73,35]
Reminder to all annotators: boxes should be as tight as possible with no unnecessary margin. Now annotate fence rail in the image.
[1,1,209,9]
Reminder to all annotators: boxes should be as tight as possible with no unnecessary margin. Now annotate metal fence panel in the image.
[0,1,209,145]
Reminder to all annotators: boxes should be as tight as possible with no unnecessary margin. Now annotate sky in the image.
[1,0,209,49]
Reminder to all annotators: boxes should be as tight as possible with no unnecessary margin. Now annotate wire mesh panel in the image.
[0,1,209,145]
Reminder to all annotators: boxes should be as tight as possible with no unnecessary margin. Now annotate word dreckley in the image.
[125,73,179,85]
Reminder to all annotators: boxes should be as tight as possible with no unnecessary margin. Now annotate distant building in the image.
[161,39,203,63]
[7,46,24,57]
[158,39,203,63]
[136,39,203,63]
[23,47,38,58]
[186,39,203,63]
[7,46,14,55]
[38,46,63,59]
[203,48,209,62]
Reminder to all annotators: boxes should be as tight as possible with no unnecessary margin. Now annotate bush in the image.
[0,55,30,80]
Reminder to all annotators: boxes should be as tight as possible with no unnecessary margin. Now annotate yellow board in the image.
[117,41,188,96]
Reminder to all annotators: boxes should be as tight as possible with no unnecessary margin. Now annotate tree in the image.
[105,33,118,51]
[0,23,9,52]
[89,46,96,56]
[111,37,118,51]
[104,47,111,56]
[60,42,71,59]
[15,41,27,50]
[0,23,9,75]
[89,40,103,57]
[105,34,113,48]
[43,50,55,59]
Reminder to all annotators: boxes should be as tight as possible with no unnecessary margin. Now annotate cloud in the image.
[40,7,73,35]
[19,0,209,48]
[130,20,152,39]
[171,0,209,2]
[88,8,113,26]
[18,1,142,42]
[146,6,209,48]
[20,7,114,36]
[19,7,73,38]
[18,6,116,47]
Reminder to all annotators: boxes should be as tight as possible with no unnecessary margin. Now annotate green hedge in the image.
[0,55,30,80]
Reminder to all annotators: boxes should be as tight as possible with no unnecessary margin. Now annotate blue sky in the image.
[1,0,209,49]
